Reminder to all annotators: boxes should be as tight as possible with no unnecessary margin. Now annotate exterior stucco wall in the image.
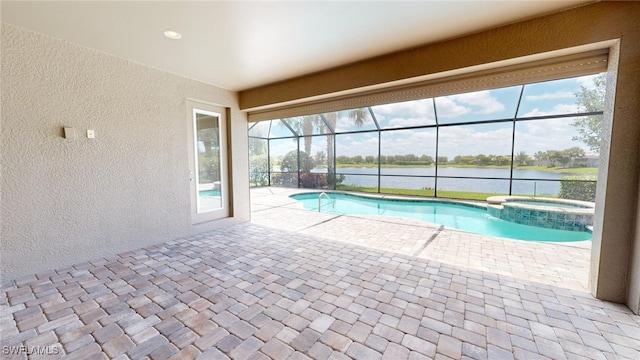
[239,2,640,312]
[630,172,640,314]
[0,23,250,281]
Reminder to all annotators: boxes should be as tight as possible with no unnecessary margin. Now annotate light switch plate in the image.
[64,127,76,139]
[87,130,95,139]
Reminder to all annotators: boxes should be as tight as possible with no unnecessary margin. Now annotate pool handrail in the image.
[318,192,335,213]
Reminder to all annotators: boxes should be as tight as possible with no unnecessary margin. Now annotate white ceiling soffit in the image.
[1,1,593,92]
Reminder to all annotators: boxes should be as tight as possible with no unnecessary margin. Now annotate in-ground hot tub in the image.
[486,196,595,232]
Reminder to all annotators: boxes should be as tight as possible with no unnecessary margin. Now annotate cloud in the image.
[334,114,377,131]
[381,130,436,155]
[436,90,506,118]
[372,100,436,128]
[448,90,506,114]
[525,91,574,101]
[373,100,434,118]
[435,97,471,118]
[514,118,584,154]
[386,117,431,128]
[336,134,378,157]
[269,139,297,156]
[471,127,513,141]
[436,126,513,157]
[522,103,579,117]
[577,74,599,90]
[267,118,588,162]
[336,129,436,156]
[519,120,575,137]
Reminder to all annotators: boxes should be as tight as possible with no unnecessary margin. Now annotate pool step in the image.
[487,204,502,218]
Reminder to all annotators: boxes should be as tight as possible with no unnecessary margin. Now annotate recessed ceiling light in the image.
[163,30,182,40]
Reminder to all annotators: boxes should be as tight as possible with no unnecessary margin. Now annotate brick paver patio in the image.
[251,187,592,292]
[1,187,638,359]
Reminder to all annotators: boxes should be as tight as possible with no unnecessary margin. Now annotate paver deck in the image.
[251,187,592,292]
[0,187,638,359]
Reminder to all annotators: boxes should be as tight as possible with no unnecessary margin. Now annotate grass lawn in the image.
[512,165,598,175]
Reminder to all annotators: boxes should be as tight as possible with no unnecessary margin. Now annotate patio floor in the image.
[0,187,638,359]
[251,187,592,292]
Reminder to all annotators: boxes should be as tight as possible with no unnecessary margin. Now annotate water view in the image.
[250,73,605,202]
[318,167,592,196]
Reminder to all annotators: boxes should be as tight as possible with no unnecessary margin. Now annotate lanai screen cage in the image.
[248,73,605,201]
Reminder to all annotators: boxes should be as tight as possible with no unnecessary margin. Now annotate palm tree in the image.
[280,115,323,155]
[300,115,320,154]
[347,108,367,127]
[325,108,368,187]
[324,112,337,187]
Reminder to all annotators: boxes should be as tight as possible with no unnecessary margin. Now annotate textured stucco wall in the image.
[630,182,640,314]
[1,23,250,281]
[239,2,640,312]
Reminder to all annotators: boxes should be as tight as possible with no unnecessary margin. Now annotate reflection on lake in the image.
[311,167,596,196]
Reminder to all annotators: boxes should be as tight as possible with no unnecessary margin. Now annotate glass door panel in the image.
[195,112,222,212]
[188,101,229,223]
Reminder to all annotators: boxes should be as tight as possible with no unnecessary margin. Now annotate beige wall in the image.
[239,2,640,312]
[630,176,640,314]
[0,24,250,281]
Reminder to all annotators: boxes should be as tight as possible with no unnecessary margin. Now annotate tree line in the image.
[331,146,589,167]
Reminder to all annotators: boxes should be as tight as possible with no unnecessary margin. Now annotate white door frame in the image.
[187,100,230,224]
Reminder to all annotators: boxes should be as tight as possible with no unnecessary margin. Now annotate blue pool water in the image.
[291,192,592,242]
[200,190,221,197]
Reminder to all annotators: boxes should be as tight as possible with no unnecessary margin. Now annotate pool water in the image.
[199,190,221,197]
[291,192,592,242]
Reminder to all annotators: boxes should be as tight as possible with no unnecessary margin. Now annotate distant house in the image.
[573,152,600,168]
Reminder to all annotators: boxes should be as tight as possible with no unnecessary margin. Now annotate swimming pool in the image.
[290,192,592,242]
[199,190,221,197]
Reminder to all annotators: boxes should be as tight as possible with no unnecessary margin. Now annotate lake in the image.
[312,166,596,196]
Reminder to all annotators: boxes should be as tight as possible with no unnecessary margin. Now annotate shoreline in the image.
[323,164,599,175]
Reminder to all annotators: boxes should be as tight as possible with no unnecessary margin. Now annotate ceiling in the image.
[1,1,593,92]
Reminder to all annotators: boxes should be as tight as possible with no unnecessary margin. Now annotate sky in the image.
[252,73,604,159]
